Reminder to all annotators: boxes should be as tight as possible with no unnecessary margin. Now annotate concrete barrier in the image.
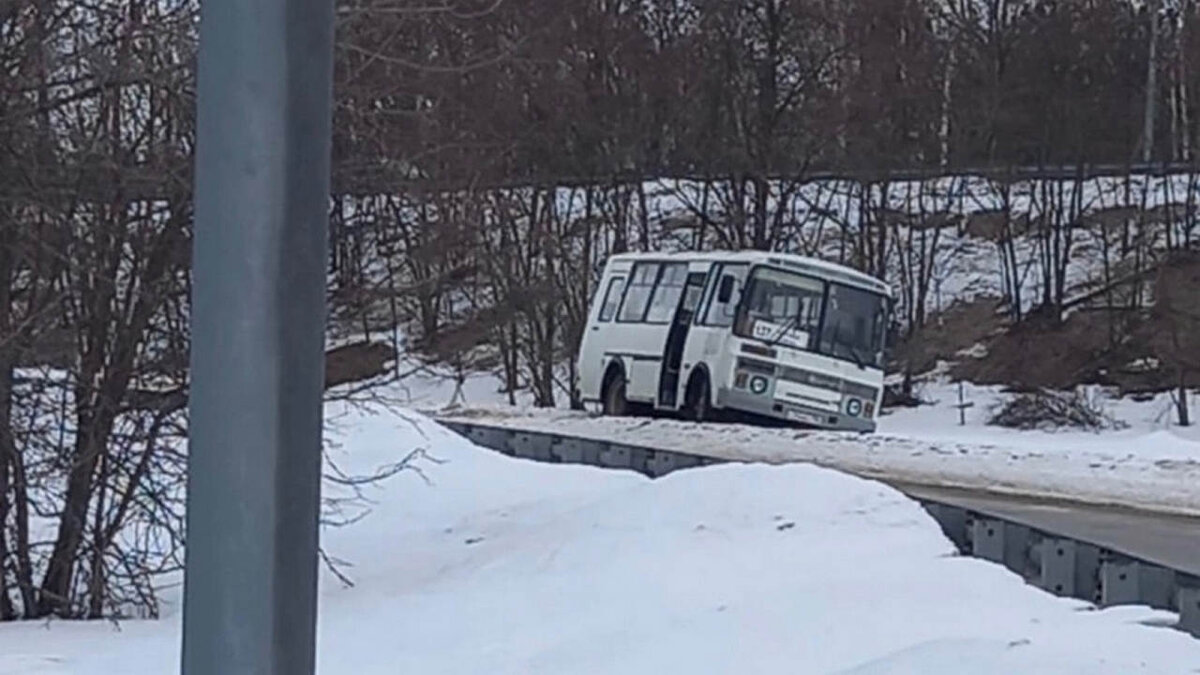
[1038,538,1101,602]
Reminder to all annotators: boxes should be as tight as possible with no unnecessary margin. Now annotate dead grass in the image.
[901,289,1182,395]
[892,295,1007,375]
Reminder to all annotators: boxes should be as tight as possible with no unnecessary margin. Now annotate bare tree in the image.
[1150,249,1200,426]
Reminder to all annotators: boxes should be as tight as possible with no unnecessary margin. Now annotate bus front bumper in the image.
[718,388,877,433]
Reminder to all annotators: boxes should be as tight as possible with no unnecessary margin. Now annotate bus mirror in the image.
[717,275,735,303]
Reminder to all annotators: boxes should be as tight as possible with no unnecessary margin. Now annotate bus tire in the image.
[684,371,712,423]
[601,368,629,417]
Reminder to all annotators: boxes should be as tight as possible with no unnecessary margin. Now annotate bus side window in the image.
[644,263,689,323]
[618,263,660,322]
[597,276,625,322]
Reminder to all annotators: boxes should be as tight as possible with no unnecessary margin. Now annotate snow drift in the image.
[0,398,1197,674]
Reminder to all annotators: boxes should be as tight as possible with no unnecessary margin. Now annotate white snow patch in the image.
[434,381,1200,516]
[1,398,1198,673]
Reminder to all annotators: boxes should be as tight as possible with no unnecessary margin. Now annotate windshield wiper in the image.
[766,307,805,347]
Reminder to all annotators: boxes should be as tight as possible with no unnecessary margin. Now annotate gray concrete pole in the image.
[181,0,335,672]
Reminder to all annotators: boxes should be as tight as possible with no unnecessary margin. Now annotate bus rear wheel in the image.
[602,373,629,417]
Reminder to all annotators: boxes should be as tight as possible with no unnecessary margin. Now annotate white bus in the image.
[574,250,892,432]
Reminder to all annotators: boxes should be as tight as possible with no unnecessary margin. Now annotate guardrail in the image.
[437,418,1200,640]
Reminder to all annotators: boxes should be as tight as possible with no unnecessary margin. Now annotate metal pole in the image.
[181,0,335,672]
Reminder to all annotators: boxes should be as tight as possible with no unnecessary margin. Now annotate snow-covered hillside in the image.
[3,395,1199,674]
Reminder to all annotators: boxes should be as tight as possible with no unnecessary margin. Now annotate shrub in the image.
[987,388,1126,431]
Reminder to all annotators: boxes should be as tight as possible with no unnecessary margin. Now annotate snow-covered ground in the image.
[426,372,1200,516]
[3,395,1199,674]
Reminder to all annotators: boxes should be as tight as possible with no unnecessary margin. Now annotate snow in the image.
[881,380,1200,453]
[400,325,1200,516]
[4,395,1200,673]
[430,375,1200,516]
[376,326,1200,516]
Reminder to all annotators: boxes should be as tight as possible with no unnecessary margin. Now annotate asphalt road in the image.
[895,482,1200,577]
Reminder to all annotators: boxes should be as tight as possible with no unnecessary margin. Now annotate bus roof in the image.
[606,250,891,297]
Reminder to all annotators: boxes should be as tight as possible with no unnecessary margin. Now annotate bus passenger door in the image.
[657,272,708,409]
[685,263,748,401]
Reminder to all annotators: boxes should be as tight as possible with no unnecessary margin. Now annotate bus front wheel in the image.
[684,373,712,423]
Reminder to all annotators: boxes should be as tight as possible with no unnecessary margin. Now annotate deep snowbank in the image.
[1,400,1198,674]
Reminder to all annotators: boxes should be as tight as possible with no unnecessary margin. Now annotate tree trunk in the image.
[938,39,955,169]
[874,183,890,279]
[505,322,519,406]
[11,444,34,616]
[1179,7,1193,162]
[1143,0,1160,164]
[38,410,111,616]
[87,449,110,619]
[636,181,650,251]
[0,216,14,620]
[752,175,770,250]
[539,311,555,408]
[1178,379,1191,427]
[569,357,584,410]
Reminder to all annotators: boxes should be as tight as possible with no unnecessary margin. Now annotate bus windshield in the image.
[734,265,888,369]
[818,282,888,369]
[734,267,824,351]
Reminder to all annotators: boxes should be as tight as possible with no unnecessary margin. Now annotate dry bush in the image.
[987,389,1126,431]
[881,383,926,410]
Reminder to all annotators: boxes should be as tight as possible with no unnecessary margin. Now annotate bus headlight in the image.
[845,398,863,417]
[749,375,769,395]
